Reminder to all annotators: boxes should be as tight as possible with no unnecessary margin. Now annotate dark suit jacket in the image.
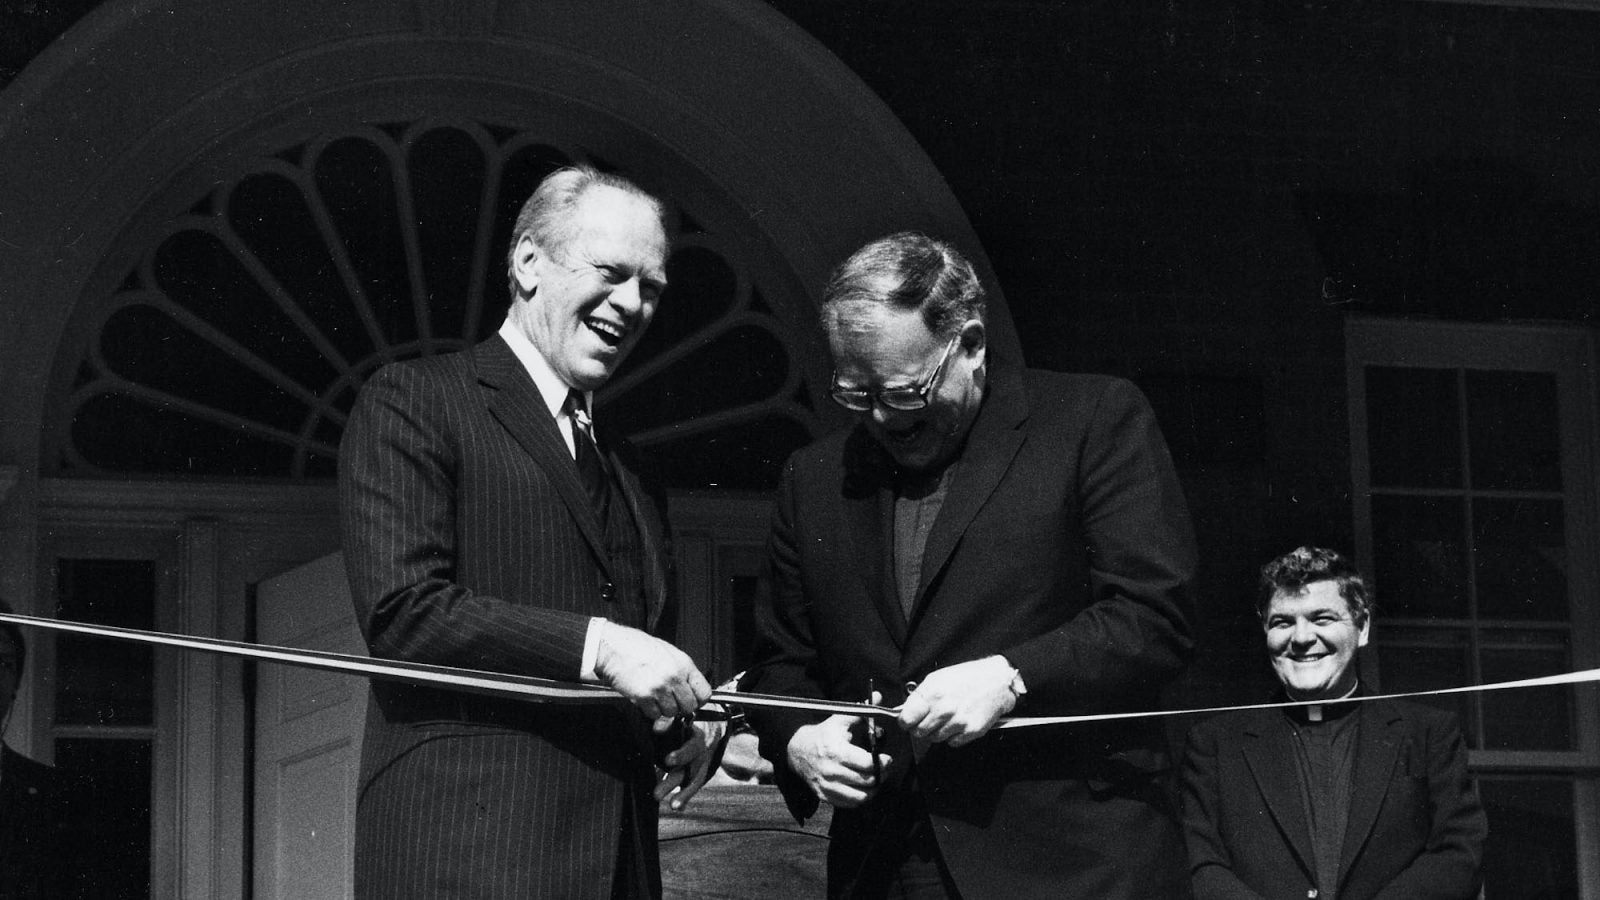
[339,335,677,899]
[1181,698,1487,900]
[742,366,1198,899]
[0,745,65,900]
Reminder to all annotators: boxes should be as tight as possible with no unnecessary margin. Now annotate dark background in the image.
[5,0,1597,704]
[765,0,1600,698]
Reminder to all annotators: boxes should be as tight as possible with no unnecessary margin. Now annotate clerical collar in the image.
[1287,681,1360,723]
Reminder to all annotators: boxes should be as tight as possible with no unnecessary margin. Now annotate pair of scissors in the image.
[865,677,882,783]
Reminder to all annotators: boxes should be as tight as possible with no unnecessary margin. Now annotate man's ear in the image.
[511,233,542,296]
[961,318,987,381]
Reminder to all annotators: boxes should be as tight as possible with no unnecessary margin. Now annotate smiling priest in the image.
[1181,546,1488,900]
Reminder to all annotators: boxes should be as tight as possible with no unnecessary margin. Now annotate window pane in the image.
[1371,495,1468,618]
[1479,778,1578,900]
[1473,498,1568,622]
[408,126,488,343]
[1466,370,1562,491]
[54,559,156,726]
[1481,643,1574,751]
[719,543,766,677]
[1365,366,1461,488]
[1374,633,1475,744]
[728,573,759,677]
[55,737,153,900]
[50,125,817,488]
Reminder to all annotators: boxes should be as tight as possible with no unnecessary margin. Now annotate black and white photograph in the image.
[0,1,1595,897]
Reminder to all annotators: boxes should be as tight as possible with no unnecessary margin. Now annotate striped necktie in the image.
[566,390,611,520]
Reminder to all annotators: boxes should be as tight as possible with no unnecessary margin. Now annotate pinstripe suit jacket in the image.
[339,335,675,899]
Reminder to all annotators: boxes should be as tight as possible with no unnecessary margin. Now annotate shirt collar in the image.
[498,317,592,423]
[1286,680,1361,724]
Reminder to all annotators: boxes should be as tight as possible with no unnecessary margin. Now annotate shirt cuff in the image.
[580,617,607,682]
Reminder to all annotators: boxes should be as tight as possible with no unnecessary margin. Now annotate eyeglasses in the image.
[829,336,959,412]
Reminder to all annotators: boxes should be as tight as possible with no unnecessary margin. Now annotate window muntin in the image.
[47,122,825,487]
[52,557,157,898]
[1358,358,1579,753]
[1348,318,1600,896]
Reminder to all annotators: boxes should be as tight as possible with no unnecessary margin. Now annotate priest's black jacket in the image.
[743,365,1199,898]
[1181,696,1487,900]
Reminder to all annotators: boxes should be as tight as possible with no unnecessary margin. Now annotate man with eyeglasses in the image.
[0,599,67,899]
[741,232,1198,897]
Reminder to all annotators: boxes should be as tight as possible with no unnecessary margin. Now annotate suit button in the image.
[601,582,616,602]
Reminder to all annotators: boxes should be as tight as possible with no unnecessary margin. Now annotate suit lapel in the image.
[911,365,1027,623]
[841,429,907,647]
[1240,711,1319,881]
[1340,701,1404,885]
[473,338,612,575]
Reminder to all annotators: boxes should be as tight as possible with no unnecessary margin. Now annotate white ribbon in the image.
[3,612,1596,726]
[992,666,1600,729]
[0,613,876,718]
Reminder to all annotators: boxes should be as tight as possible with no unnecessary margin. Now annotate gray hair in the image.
[820,232,987,339]
[504,164,668,297]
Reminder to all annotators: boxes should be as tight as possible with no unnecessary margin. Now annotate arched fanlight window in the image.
[44,120,824,488]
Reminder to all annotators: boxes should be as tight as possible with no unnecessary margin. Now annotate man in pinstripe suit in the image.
[340,166,719,899]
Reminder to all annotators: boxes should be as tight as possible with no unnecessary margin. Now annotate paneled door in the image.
[252,552,366,900]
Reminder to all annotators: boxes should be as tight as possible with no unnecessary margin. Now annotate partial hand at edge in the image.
[786,713,889,809]
[594,621,712,719]
[654,718,727,811]
[897,655,1018,747]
